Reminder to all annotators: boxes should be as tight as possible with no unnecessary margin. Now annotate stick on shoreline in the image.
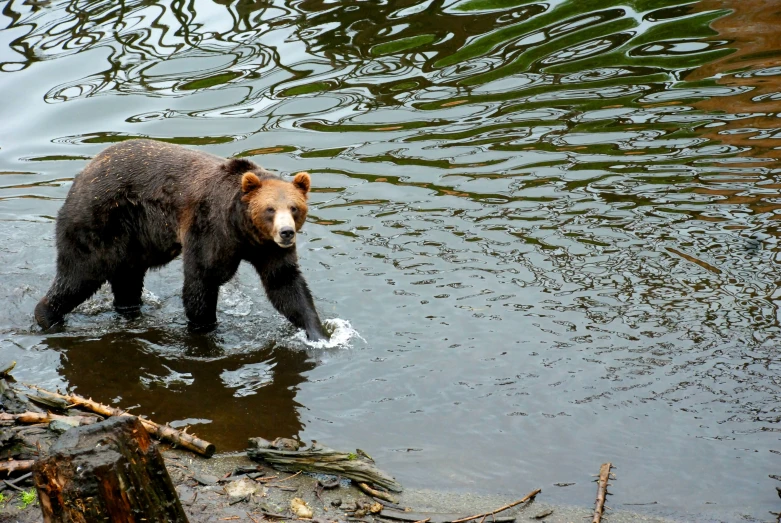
[450,489,542,523]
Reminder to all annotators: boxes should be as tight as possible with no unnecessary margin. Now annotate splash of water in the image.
[293,318,363,349]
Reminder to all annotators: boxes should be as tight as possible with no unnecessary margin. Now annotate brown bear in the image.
[34,139,327,341]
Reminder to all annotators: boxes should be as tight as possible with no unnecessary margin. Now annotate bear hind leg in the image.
[109,267,146,317]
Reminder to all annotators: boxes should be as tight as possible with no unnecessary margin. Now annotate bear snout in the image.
[272,210,297,247]
[279,227,295,243]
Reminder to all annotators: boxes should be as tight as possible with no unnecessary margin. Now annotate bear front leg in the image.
[182,273,220,333]
[251,253,327,342]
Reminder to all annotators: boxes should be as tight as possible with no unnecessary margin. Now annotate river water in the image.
[1,0,780,519]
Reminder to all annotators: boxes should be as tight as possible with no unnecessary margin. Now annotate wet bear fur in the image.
[34,139,327,340]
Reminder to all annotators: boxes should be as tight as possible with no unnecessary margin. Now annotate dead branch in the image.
[0,460,35,476]
[358,482,397,504]
[20,384,215,457]
[592,463,612,523]
[450,489,541,523]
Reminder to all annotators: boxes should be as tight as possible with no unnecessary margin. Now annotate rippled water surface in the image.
[2,0,781,519]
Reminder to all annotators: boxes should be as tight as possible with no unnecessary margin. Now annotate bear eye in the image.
[290,206,298,213]
[265,207,275,214]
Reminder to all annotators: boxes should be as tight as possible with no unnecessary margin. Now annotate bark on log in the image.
[21,384,215,457]
[247,437,402,492]
[33,416,189,523]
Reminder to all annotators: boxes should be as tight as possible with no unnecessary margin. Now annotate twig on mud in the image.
[358,482,397,504]
[4,472,32,488]
[254,475,279,482]
[247,513,261,523]
[3,479,24,492]
[592,463,612,523]
[268,484,298,492]
[256,510,289,519]
[450,489,542,523]
[274,470,302,483]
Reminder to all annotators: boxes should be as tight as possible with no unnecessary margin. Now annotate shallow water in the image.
[1,0,780,519]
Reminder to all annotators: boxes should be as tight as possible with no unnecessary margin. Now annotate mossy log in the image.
[34,416,188,523]
[247,437,402,492]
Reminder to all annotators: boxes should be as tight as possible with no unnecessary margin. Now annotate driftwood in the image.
[34,416,189,523]
[450,489,541,523]
[247,437,402,492]
[592,463,612,523]
[26,389,71,411]
[0,459,35,476]
[21,384,215,457]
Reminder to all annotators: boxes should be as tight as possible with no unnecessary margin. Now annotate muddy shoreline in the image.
[2,447,679,523]
[0,376,775,523]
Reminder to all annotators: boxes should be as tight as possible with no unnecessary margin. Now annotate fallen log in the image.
[450,489,542,523]
[20,384,215,457]
[34,416,189,523]
[247,437,402,492]
[592,463,612,523]
[0,460,35,476]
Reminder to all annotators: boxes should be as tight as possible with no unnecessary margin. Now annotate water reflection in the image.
[42,330,316,449]
[1,0,781,517]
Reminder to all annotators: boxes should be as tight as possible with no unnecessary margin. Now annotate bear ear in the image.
[242,172,262,194]
[292,172,311,196]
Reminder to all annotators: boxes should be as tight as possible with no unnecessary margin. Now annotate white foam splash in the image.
[293,318,363,349]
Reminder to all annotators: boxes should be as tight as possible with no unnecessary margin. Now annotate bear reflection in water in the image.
[41,330,317,449]
[34,139,328,341]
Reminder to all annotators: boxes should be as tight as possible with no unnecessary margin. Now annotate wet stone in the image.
[224,477,263,501]
[176,484,197,505]
[49,418,80,433]
[193,474,219,486]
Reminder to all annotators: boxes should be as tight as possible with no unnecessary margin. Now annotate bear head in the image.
[241,171,311,248]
